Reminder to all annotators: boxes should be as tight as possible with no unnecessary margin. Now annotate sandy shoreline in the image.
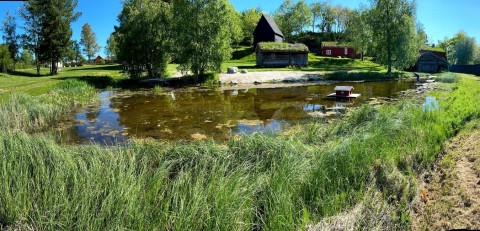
[219,71,326,84]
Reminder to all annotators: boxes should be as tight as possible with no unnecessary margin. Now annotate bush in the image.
[436,73,459,83]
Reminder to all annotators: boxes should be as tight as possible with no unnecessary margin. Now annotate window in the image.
[344,47,348,55]
[271,53,276,59]
[326,50,332,56]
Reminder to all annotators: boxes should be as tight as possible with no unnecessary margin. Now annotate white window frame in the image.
[344,47,348,55]
[326,50,332,55]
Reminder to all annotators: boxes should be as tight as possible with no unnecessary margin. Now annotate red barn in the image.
[321,42,362,59]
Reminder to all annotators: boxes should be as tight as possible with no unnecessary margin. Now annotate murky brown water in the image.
[55,80,415,144]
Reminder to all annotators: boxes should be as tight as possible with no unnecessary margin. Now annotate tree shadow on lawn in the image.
[65,65,123,72]
[9,70,51,78]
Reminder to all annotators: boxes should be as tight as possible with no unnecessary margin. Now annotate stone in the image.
[241,69,248,74]
[227,67,238,74]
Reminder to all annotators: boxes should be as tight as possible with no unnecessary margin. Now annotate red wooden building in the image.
[320,42,362,59]
[334,86,354,97]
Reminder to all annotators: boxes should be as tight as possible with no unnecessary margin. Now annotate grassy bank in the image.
[223,48,386,73]
[1,73,479,230]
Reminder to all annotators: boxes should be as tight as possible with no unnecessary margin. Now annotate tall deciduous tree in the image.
[105,33,118,61]
[369,0,420,74]
[345,7,371,60]
[80,23,100,62]
[173,0,236,77]
[454,36,476,65]
[310,2,322,33]
[241,8,262,45]
[116,0,173,78]
[2,11,20,70]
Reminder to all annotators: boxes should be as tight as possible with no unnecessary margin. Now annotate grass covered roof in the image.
[257,42,309,53]
[321,41,353,48]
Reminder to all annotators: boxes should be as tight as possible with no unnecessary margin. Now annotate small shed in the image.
[321,42,362,59]
[253,14,284,47]
[412,50,448,73]
[256,42,309,68]
[334,86,354,97]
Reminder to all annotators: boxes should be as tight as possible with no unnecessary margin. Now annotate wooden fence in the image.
[449,64,480,76]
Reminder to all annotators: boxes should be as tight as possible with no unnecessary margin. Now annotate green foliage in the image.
[454,36,476,65]
[369,0,420,73]
[0,44,13,73]
[105,33,118,61]
[173,0,237,77]
[116,0,172,79]
[240,8,262,45]
[436,73,460,83]
[1,11,20,69]
[21,0,81,75]
[80,23,100,62]
[274,0,313,40]
[345,7,371,58]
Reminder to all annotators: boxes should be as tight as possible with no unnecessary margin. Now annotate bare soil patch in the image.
[413,121,480,230]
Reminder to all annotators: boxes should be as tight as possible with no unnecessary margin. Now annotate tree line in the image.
[0,0,105,75]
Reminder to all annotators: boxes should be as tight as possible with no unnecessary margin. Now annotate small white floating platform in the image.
[326,93,361,98]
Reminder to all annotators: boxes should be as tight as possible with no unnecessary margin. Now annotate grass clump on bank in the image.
[1,73,479,230]
[0,79,96,132]
[436,72,460,83]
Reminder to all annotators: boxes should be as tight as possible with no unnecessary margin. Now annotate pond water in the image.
[55,80,415,144]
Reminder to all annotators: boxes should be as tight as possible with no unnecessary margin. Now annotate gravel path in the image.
[219,71,325,84]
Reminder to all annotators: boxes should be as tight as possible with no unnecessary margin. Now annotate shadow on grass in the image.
[231,47,255,60]
[9,70,50,78]
[65,65,123,72]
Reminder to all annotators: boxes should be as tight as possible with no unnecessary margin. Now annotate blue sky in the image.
[1,0,479,57]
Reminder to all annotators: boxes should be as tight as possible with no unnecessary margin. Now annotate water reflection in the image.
[58,80,415,144]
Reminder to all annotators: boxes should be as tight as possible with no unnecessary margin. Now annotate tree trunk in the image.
[35,58,40,76]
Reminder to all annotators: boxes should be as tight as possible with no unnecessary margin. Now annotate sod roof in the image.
[257,42,309,53]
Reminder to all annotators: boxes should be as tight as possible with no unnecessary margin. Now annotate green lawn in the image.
[222,46,386,73]
[0,65,125,95]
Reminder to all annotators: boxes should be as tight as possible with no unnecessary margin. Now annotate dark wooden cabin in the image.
[412,50,448,73]
[256,42,309,67]
[320,42,362,59]
[253,14,284,47]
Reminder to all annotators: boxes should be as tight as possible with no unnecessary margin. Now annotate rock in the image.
[254,81,262,85]
[241,69,248,74]
[227,67,238,74]
[230,80,238,85]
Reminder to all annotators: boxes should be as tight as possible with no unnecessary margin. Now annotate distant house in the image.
[256,42,308,67]
[94,56,103,62]
[320,42,362,59]
[411,49,448,73]
[253,14,284,47]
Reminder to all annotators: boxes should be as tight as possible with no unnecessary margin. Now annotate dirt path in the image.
[413,121,480,230]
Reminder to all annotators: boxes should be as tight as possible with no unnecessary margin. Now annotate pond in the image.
[54,80,415,144]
